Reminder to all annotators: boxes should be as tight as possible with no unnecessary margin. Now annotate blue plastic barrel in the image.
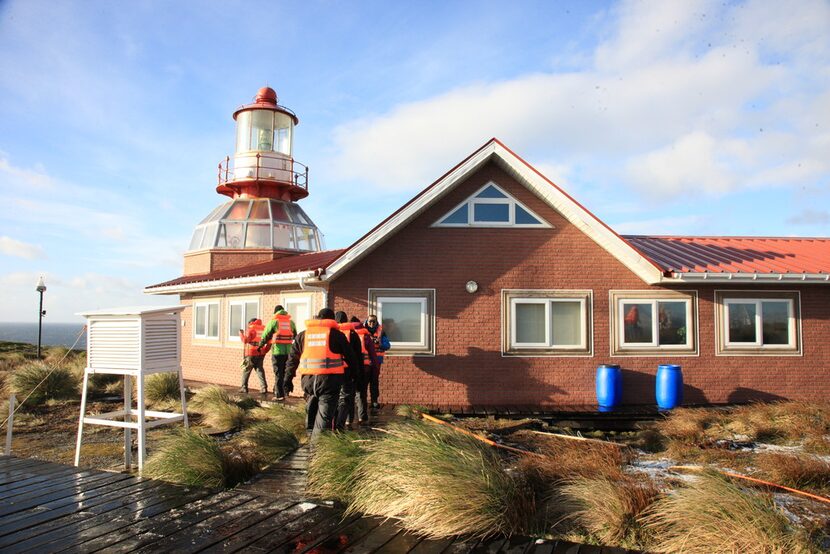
[596,364,622,412]
[656,364,683,410]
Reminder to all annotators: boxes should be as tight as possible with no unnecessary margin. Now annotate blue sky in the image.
[1,0,828,322]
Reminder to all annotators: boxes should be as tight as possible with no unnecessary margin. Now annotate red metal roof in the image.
[145,249,347,289]
[624,236,830,275]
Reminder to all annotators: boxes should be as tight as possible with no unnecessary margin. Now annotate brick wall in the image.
[328,161,830,408]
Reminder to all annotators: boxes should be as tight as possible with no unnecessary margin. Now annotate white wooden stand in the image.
[74,306,187,471]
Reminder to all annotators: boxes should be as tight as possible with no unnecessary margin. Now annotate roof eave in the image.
[667,272,830,284]
[143,270,321,295]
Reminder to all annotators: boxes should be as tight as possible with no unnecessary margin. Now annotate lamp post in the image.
[36,276,46,359]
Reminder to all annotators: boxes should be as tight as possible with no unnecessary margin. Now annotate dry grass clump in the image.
[347,421,534,539]
[143,428,260,489]
[755,452,830,492]
[731,402,830,444]
[511,430,628,481]
[252,403,307,438]
[144,372,181,406]
[655,407,722,445]
[189,385,248,430]
[561,475,659,548]
[240,421,300,461]
[643,471,816,553]
[307,431,368,503]
[394,404,430,419]
[10,361,79,408]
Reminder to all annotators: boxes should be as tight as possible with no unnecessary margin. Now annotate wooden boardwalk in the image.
[0,452,633,553]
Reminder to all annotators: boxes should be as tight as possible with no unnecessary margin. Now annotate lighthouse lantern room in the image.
[185,87,322,274]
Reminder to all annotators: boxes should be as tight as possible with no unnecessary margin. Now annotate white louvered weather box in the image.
[75,306,188,471]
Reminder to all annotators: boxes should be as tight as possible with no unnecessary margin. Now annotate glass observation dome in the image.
[188,198,324,253]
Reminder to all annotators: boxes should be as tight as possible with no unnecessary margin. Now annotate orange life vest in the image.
[337,322,354,336]
[354,326,371,366]
[298,319,346,375]
[242,319,267,356]
[270,313,294,345]
[369,324,385,362]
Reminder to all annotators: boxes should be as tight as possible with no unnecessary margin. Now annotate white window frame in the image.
[502,290,593,356]
[193,300,220,340]
[617,298,692,350]
[282,293,313,334]
[716,292,800,355]
[369,288,436,356]
[227,297,261,342]
[432,182,551,228]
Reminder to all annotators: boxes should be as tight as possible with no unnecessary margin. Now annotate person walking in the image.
[239,317,270,395]
[363,314,389,412]
[259,305,296,400]
[334,311,363,429]
[284,308,359,437]
[351,316,379,425]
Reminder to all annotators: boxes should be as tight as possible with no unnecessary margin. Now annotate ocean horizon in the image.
[0,322,87,349]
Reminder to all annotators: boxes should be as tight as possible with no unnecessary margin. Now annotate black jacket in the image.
[284,322,361,384]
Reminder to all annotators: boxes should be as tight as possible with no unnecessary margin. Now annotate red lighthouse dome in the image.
[217,86,307,202]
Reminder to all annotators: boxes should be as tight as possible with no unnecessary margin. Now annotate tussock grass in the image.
[10,361,79,408]
[562,475,659,548]
[755,451,830,492]
[394,404,429,419]
[347,421,534,539]
[143,428,261,488]
[731,402,830,444]
[144,372,181,406]
[655,407,721,445]
[240,421,300,461]
[189,385,248,430]
[307,431,368,503]
[643,471,816,553]
[189,385,232,410]
[252,403,307,438]
[511,430,628,481]
[235,396,260,410]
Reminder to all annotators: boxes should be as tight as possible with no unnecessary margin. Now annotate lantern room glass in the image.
[235,109,294,156]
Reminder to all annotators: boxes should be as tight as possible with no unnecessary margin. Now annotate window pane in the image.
[245,302,259,323]
[515,303,546,344]
[195,305,207,335]
[382,301,423,344]
[658,301,688,345]
[441,205,468,224]
[199,223,217,249]
[728,303,757,343]
[235,111,251,151]
[476,185,507,198]
[762,301,790,345]
[189,227,205,250]
[229,304,243,335]
[274,112,292,155]
[551,301,582,346]
[208,304,219,337]
[270,201,290,222]
[296,227,316,250]
[218,222,245,248]
[249,200,270,220]
[473,203,509,222]
[251,110,274,151]
[227,201,250,220]
[515,205,542,225]
[623,302,652,343]
[273,224,294,249]
[246,223,270,247]
[286,300,310,333]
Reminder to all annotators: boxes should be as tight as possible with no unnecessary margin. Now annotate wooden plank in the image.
[298,514,382,552]
[500,536,534,553]
[442,536,482,553]
[198,502,314,553]
[340,518,402,553]
[272,511,361,553]
[0,472,129,516]
[235,504,341,552]
[550,541,582,554]
[380,529,431,552]
[472,537,506,552]
[0,472,62,494]
[129,496,294,553]
[408,536,455,553]
[0,462,80,485]
[74,490,244,552]
[0,468,108,501]
[102,492,260,553]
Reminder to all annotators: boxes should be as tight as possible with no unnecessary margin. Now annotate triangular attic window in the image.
[434,182,550,228]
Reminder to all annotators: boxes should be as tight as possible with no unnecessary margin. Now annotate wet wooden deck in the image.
[0,452,635,553]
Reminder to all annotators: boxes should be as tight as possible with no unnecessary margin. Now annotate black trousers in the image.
[272,354,288,397]
[336,375,357,429]
[369,364,381,406]
[301,373,343,437]
[355,366,371,423]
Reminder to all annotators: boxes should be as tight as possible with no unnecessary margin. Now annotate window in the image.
[369,289,435,355]
[715,291,800,355]
[228,298,260,341]
[283,294,312,333]
[433,182,550,228]
[610,291,697,355]
[503,290,592,355]
[194,301,220,340]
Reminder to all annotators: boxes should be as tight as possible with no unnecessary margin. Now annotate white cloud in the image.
[0,236,46,260]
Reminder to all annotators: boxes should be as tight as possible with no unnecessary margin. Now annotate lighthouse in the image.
[184,87,323,275]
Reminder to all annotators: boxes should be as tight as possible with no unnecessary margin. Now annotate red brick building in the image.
[146,89,830,409]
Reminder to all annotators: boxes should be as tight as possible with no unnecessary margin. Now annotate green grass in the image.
[642,471,816,553]
[190,385,248,430]
[252,403,307,438]
[144,372,182,406]
[9,361,80,408]
[306,431,368,503]
[240,421,300,461]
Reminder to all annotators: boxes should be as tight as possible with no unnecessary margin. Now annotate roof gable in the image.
[324,138,666,285]
[432,181,551,228]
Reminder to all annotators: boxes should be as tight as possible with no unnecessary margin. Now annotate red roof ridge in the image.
[624,234,830,241]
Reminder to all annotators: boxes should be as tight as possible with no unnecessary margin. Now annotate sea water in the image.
[0,322,87,349]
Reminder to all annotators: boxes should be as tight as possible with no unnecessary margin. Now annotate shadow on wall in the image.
[618,367,710,406]
[727,387,789,404]
[412,347,566,407]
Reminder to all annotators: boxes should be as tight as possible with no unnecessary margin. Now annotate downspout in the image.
[299,268,328,312]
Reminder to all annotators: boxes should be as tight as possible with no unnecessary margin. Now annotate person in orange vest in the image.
[239,317,270,395]
[259,305,297,400]
[363,314,389,412]
[284,308,360,436]
[334,311,363,429]
[350,316,379,425]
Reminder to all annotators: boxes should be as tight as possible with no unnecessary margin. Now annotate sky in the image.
[0,0,828,323]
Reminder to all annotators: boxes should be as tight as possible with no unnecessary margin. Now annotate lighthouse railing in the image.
[218,153,308,191]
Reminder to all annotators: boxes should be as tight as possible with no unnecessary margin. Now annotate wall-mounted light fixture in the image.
[465,280,478,294]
